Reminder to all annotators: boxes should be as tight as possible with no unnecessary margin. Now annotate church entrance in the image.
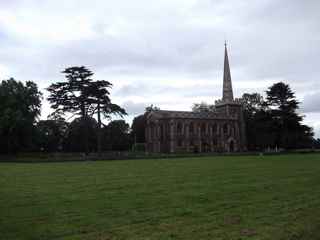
[201,142,210,153]
[229,141,234,152]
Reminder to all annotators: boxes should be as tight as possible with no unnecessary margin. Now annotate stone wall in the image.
[146,117,242,153]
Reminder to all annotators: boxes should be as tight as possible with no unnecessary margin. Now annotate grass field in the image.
[1,154,320,240]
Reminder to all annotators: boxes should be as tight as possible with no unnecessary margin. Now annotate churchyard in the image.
[1,153,320,239]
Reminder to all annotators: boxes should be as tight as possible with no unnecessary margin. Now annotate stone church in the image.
[145,44,247,153]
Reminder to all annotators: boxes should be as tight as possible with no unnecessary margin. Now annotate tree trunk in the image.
[81,103,89,157]
[97,101,102,156]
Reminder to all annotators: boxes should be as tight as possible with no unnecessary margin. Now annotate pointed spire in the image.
[222,42,234,102]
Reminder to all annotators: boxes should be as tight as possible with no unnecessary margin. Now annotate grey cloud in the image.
[122,101,147,115]
[115,85,147,96]
[115,82,222,100]
[316,127,320,139]
[0,0,319,137]
[302,92,320,113]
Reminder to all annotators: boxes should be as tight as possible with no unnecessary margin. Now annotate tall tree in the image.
[240,93,272,150]
[47,66,126,154]
[87,81,126,155]
[47,67,93,118]
[47,66,93,154]
[0,78,42,153]
[266,82,313,149]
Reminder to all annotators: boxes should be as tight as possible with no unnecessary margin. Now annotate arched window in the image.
[223,123,228,134]
[189,122,194,134]
[201,123,206,134]
[213,138,217,146]
[160,125,164,141]
[212,124,217,134]
[177,122,183,134]
[229,141,234,152]
[230,126,235,136]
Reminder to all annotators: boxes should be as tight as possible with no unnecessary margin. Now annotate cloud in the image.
[0,0,319,138]
[302,92,320,113]
[121,101,147,115]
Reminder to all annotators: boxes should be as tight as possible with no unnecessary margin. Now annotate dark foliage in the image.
[242,82,314,150]
[47,66,126,154]
[63,117,98,152]
[266,82,313,149]
[313,138,320,149]
[87,80,126,154]
[145,104,160,112]
[36,118,68,152]
[131,114,146,143]
[103,120,132,151]
[0,78,42,153]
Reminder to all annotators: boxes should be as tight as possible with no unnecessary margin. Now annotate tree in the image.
[131,114,147,144]
[36,118,68,152]
[145,104,160,112]
[87,81,126,155]
[47,67,93,118]
[266,82,299,112]
[131,105,159,151]
[249,109,276,150]
[103,120,132,151]
[47,66,126,154]
[192,102,215,112]
[240,84,314,150]
[240,93,271,150]
[0,78,42,153]
[313,138,320,149]
[241,93,265,117]
[47,66,93,154]
[265,82,313,149]
[63,117,98,152]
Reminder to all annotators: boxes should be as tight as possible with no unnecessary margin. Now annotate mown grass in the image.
[0,154,320,240]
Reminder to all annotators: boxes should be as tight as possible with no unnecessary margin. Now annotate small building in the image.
[145,44,247,153]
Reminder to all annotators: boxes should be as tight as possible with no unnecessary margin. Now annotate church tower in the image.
[215,42,247,151]
[216,42,238,111]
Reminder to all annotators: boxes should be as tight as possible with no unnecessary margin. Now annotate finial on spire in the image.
[224,40,227,47]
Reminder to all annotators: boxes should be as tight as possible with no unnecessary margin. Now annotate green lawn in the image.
[1,154,320,240]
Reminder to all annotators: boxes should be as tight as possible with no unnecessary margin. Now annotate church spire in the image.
[222,41,234,102]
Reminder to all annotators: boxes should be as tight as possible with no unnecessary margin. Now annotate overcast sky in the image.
[0,0,319,137]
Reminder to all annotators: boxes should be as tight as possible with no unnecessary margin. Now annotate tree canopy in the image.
[103,120,132,151]
[47,66,126,154]
[242,82,313,150]
[36,118,68,152]
[0,78,42,153]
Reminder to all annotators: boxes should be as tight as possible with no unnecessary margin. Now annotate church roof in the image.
[147,110,237,120]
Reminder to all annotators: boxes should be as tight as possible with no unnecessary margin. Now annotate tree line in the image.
[191,82,318,150]
[0,66,319,154]
[0,66,132,154]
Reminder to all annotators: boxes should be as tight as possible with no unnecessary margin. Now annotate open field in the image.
[1,154,320,240]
